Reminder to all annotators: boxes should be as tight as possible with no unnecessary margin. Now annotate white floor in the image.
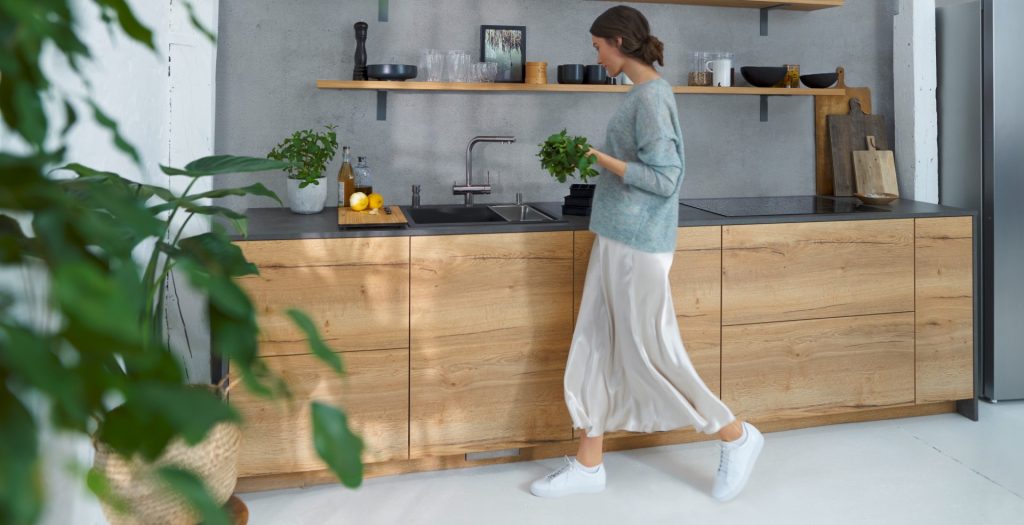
[241,401,1024,525]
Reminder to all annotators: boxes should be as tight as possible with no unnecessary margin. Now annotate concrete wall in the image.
[215,0,896,209]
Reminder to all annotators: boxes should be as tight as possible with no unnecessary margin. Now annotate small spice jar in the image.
[784,64,800,88]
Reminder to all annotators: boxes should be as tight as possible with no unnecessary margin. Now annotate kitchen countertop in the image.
[230,197,977,242]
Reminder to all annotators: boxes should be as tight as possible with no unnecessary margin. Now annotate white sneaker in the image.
[712,421,764,502]
[530,456,606,498]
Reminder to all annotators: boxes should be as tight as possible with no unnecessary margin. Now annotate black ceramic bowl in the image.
[367,64,418,81]
[557,64,585,84]
[585,65,608,85]
[800,72,839,89]
[740,66,787,88]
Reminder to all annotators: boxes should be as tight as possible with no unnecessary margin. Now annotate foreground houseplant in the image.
[267,126,339,214]
[0,3,362,525]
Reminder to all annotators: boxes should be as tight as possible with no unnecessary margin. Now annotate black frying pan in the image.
[366,64,418,81]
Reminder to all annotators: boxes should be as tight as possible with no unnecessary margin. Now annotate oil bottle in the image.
[338,146,354,206]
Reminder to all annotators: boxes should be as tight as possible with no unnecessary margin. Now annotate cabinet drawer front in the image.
[233,349,409,477]
[722,313,915,420]
[237,238,409,355]
[411,232,573,457]
[916,217,974,402]
[723,219,914,325]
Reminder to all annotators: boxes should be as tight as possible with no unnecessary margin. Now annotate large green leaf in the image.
[287,309,343,373]
[161,155,289,177]
[0,214,28,263]
[311,402,364,489]
[94,0,155,51]
[0,388,43,525]
[156,467,229,525]
[100,383,237,459]
[0,324,89,429]
[52,263,145,347]
[186,182,282,206]
[176,233,259,278]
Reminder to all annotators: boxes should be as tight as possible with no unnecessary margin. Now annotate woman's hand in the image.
[588,147,627,178]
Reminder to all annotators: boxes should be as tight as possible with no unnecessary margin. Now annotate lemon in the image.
[349,191,368,211]
[368,192,384,210]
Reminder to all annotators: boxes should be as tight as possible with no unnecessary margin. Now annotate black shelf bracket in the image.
[760,95,769,122]
[377,91,388,120]
[760,4,788,36]
[379,0,389,22]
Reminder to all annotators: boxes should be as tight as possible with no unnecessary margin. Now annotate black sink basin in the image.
[404,205,507,225]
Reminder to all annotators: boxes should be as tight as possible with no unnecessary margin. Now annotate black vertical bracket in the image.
[760,4,787,36]
[760,95,769,122]
[377,91,388,121]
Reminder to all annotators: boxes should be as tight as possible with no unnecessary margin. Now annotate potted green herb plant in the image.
[537,129,600,183]
[267,126,339,214]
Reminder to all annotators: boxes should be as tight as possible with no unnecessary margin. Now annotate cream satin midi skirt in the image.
[564,234,736,438]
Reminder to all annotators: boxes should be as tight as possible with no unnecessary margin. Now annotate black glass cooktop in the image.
[680,196,890,217]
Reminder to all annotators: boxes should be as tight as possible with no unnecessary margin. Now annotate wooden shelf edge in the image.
[316,80,846,97]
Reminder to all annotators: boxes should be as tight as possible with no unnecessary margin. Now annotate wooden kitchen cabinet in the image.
[722,219,915,326]
[722,312,916,420]
[232,348,409,477]
[236,237,410,356]
[915,217,975,403]
[409,232,574,457]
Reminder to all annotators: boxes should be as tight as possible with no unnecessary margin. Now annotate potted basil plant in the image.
[268,125,339,214]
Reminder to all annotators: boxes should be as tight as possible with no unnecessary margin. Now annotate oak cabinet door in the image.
[410,232,574,457]
[236,237,410,356]
[233,349,409,477]
[722,313,916,420]
[722,219,914,326]
[916,217,974,403]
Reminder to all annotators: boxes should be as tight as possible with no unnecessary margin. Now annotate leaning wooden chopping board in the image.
[338,206,408,228]
[815,67,872,195]
[827,98,890,197]
[853,136,899,196]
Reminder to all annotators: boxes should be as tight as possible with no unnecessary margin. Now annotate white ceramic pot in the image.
[286,176,327,214]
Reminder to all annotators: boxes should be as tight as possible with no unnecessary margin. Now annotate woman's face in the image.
[592,36,625,77]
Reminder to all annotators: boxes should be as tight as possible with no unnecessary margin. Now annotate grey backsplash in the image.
[214,0,894,211]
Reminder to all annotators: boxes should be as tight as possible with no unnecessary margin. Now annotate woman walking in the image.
[530,6,763,502]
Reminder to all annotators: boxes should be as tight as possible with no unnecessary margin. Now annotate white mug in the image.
[705,59,732,87]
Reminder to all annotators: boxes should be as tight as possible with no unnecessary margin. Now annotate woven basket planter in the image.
[93,421,242,525]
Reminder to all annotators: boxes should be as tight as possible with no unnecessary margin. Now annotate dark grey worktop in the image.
[231,197,977,242]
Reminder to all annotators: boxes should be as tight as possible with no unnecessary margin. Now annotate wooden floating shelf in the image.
[316,80,846,96]
[604,0,842,11]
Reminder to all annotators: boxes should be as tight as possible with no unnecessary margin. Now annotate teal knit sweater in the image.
[588,78,684,253]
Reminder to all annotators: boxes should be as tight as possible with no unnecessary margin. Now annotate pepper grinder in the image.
[353,22,368,81]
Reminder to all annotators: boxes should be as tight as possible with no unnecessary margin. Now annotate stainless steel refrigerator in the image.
[937,0,1024,401]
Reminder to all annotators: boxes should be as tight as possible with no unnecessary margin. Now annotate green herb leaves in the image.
[537,129,599,184]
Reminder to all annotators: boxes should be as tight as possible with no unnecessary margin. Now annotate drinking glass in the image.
[420,49,444,82]
[445,50,470,82]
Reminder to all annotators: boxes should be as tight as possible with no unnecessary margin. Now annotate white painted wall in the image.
[894,0,940,203]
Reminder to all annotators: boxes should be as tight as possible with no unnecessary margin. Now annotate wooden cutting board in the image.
[827,98,889,197]
[338,205,408,228]
[815,67,873,195]
[853,136,899,196]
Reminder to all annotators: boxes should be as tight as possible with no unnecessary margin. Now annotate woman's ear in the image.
[616,36,623,48]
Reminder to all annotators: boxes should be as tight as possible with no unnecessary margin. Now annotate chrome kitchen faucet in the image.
[454,135,516,206]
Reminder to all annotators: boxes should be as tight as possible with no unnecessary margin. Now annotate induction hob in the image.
[679,196,890,217]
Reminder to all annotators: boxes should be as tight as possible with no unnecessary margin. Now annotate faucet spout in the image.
[457,135,516,205]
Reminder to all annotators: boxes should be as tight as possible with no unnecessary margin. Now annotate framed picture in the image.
[480,25,526,83]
